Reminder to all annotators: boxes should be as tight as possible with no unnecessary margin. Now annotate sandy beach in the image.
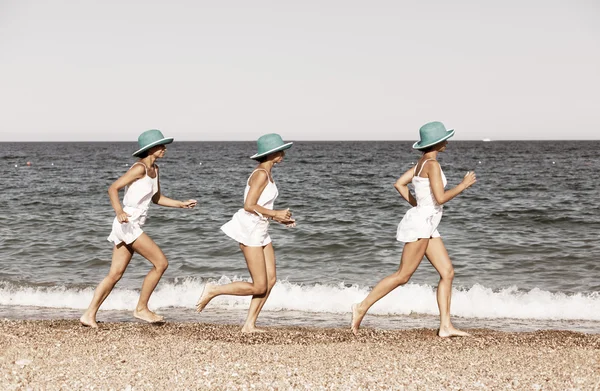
[1,320,598,390]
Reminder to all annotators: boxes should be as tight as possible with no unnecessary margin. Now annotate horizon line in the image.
[0,139,598,143]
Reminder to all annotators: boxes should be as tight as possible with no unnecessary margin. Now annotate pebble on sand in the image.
[15,359,32,367]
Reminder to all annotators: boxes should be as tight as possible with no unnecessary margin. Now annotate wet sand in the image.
[1,320,599,390]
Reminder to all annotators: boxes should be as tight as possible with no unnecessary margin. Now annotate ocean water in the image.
[1,141,599,333]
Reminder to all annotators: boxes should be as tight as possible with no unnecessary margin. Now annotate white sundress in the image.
[107,162,159,246]
[396,159,447,242]
[221,168,279,247]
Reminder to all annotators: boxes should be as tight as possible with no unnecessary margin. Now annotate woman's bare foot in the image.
[195,283,215,312]
[241,326,268,333]
[351,303,365,335]
[438,325,471,338]
[133,308,165,323]
[79,313,98,328]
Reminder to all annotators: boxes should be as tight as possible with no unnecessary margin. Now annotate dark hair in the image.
[254,155,268,163]
[137,150,149,159]
[419,140,448,154]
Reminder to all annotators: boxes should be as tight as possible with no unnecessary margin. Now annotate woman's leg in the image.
[196,244,268,312]
[80,243,134,327]
[425,237,470,337]
[242,243,277,333]
[351,238,429,335]
[130,233,169,323]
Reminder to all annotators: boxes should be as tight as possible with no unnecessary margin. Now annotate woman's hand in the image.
[281,218,296,228]
[275,216,296,228]
[461,171,477,190]
[180,199,198,209]
[117,210,131,223]
[272,208,292,222]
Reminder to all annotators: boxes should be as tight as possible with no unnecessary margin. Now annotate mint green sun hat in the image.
[132,129,174,157]
[250,133,293,159]
[412,121,455,150]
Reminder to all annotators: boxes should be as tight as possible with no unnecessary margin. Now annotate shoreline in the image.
[2,320,599,390]
[2,305,600,335]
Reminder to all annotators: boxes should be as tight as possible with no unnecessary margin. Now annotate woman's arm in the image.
[152,166,197,208]
[428,162,476,205]
[394,167,418,207]
[244,170,291,221]
[153,194,196,208]
[108,164,146,223]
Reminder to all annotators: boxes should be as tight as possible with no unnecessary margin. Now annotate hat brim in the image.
[412,129,454,150]
[250,142,293,159]
[132,137,174,157]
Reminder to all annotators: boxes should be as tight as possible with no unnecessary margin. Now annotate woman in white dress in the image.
[351,122,477,337]
[80,129,197,328]
[196,133,295,333]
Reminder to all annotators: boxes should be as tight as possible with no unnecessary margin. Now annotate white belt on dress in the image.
[123,205,150,223]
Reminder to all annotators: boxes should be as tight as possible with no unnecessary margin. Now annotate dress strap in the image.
[416,159,434,177]
[247,168,271,185]
[152,164,159,180]
[131,162,148,175]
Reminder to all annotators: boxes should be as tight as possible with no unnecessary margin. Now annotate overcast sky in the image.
[1,0,598,141]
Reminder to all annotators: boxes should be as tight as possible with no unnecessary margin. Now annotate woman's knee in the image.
[440,267,454,281]
[392,272,412,286]
[107,270,125,284]
[155,258,169,274]
[252,281,268,296]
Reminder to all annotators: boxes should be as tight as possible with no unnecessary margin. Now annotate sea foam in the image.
[0,278,598,321]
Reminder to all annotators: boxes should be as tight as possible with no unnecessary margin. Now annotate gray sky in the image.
[1,0,599,141]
